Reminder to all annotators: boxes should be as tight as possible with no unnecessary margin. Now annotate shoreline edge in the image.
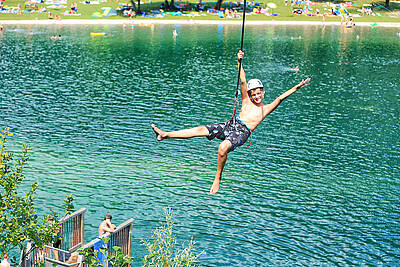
[1,19,400,27]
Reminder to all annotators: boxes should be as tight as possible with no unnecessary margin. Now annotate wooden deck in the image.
[59,208,86,252]
[81,218,134,256]
[20,208,134,267]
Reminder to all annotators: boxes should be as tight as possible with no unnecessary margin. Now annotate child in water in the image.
[152,50,310,194]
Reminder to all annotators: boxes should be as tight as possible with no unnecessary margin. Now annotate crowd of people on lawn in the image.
[0,0,392,21]
[0,0,79,16]
[291,0,382,22]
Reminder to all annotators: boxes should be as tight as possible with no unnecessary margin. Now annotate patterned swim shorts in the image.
[205,117,252,152]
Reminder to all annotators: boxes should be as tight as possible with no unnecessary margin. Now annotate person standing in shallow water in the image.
[152,50,310,194]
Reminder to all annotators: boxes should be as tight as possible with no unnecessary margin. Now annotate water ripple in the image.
[1,24,399,266]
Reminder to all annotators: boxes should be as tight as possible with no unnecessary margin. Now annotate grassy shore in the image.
[0,0,399,22]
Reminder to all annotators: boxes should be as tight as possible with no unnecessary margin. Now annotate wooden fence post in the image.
[128,223,133,257]
[80,212,85,247]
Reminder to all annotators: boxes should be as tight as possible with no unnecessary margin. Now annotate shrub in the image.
[0,128,73,264]
[142,207,204,267]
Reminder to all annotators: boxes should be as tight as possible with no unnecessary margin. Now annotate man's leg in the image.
[152,124,209,141]
[210,140,232,194]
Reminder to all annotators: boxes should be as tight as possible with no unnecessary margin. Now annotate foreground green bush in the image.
[142,207,204,267]
[79,237,134,267]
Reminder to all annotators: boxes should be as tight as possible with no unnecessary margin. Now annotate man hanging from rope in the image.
[152,50,311,194]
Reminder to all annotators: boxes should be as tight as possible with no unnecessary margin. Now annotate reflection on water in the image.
[1,24,399,266]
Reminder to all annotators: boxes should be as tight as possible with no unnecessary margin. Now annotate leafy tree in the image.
[0,128,72,264]
[161,0,177,11]
[142,207,204,267]
[216,0,223,11]
[62,194,75,216]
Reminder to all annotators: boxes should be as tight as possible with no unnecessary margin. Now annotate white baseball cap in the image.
[247,79,264,91]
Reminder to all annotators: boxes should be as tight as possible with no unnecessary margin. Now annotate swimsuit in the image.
[52,235,61,248]
[205,117,252,152]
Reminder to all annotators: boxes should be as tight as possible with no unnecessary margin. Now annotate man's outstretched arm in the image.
[264,78,311,116]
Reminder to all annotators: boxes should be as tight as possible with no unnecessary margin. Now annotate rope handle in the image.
[218,1,252,147]
[234,1,247,104]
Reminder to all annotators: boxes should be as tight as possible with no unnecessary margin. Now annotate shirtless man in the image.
[98,214,116,236]
[0,253,10,267]
[152,50,310,194]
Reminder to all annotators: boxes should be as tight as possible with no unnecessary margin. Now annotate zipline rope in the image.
[216,0,250,145]
[234,2,253,147]
[232,0,247,120]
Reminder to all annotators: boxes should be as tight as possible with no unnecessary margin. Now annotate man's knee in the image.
[196,126,209,136]
[218,141,232,156]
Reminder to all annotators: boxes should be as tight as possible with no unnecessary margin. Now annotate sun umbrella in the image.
[267,2,277,9]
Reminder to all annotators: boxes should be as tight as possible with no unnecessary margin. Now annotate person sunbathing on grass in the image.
[152,50,310,194]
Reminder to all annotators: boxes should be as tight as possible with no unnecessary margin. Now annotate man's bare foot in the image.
[210,177,221,194]
[151,124,167,141]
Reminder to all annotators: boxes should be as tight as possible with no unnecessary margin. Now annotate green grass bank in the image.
[0,0,399,23]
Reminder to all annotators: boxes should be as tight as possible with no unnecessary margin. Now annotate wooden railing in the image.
[80,218,134,266]
[105,218,134,257]
[19,208,86,267]
[81,218,134,256]
[20,242,40,267]
[43,246,82,266]
[59,208,86,252]
[20,244,82,267]
[20,216,134,267]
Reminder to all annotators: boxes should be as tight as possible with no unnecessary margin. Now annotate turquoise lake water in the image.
[1,23,399,265]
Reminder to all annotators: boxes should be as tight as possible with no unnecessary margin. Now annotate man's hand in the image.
[296,77,311,89]
[237,50,244,62]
